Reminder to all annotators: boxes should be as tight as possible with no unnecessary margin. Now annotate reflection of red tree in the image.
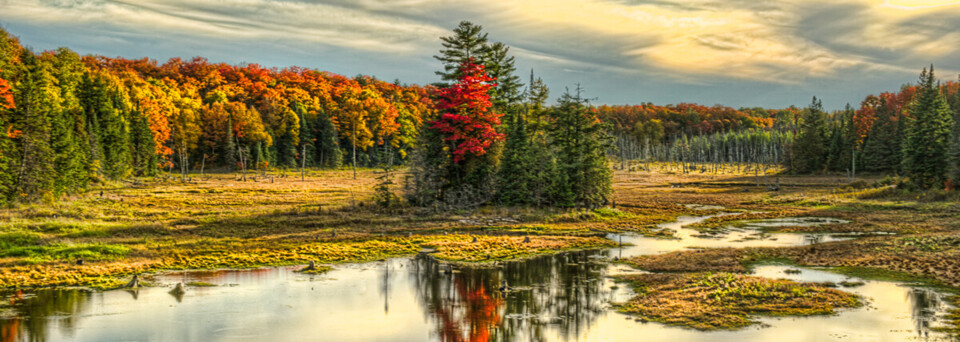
[1,319,18,342]
[432,276,503,342]
[2,292,22,342]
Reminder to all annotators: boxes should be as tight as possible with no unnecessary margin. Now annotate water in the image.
[608,214,862,258]
[2,213,956,342]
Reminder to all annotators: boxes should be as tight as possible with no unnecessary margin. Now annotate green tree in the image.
[434,21,489,83]
[497,106,535,205]
[483,42,523,109]
[13,52,58,201]
[949,81,960,186]
[792,97,827,174]
[902,66,954,189]
[862,97,899,173]
[48,49,89,194]
[548,85,613,208]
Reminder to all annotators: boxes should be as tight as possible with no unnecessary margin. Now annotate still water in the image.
[1,214,957,342]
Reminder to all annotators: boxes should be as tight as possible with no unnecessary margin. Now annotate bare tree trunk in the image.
[352,120,357,180]
[301,144,307,181]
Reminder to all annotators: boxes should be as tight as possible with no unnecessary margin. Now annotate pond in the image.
[1,213,957,342]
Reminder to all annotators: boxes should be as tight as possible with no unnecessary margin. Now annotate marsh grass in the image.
[615,272,861,330]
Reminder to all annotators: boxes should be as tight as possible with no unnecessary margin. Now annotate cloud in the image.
[3,0,449,53]
[2,0,960,107]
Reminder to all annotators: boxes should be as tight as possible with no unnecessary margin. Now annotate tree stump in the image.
[124,274,141,289]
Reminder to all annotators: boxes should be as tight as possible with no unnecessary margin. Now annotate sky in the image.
[1,0,960,110]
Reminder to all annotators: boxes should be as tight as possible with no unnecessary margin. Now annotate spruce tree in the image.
[314,110,342,168]
[130,112,158,176]
[497,108,535,205]
[902,66,954,189]
[949,79,960,186]
[484,42,523,109]
[548,86,613,208]
[14,52,58,201]
[524,71,554,206]
[792,97,827,174]
[48,49,89,194]
[862,97,899,173]
[99,84,133,180]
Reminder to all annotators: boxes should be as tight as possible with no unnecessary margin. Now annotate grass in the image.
[614,272,861,330]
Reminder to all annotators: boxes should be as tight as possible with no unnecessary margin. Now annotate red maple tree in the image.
[430,60,504,163]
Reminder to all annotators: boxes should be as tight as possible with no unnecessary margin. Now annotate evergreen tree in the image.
[497,107,535,205]
[13,52,58,201]
[792,97,827,174]
[548,86,613,208]
[862,97,899,173]
[902,66,954,189]
[314,110,342,168]
[99,82,133,179]
[293,102,315,168]
[130,112,158,176]
[484,42,523,109]
[48,49,89,194]
[524,71,554,206]
[434,21,489,83]
[949,79,960,186]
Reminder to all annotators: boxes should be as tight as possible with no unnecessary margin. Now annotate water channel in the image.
[1,213,956,341]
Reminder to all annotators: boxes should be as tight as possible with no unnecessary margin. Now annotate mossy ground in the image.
[614,272,861,330]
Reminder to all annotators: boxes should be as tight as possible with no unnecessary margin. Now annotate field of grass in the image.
[0,169,647,288]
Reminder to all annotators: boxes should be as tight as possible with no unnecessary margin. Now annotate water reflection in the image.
[2,290,92,342]
[0,260,957,342]
[909,288,946,339]
[411,251,610,342]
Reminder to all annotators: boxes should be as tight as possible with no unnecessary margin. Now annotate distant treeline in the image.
[607,71,960,190]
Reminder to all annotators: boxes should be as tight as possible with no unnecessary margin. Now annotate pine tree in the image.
[13,52,58,201]
[434,21,489,83]
[792,97,827,174]
[130,112,158,176]
[497,107,535,205]
[483,42,523,109]
[314,110,342,168]
[48,49,89,194]
[949,78,960,186]
[548,85,612,208]
[902,66,954,189]
[523,71,554,206]
[862,97,898,173]
[99,83,133,180]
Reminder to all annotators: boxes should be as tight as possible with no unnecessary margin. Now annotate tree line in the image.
[0,28,436,204]
[610,67,960,190]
